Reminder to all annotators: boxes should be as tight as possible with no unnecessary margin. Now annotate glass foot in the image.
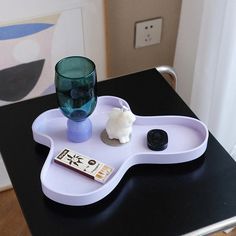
[67,118,92,142]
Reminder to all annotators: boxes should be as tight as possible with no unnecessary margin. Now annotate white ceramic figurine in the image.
[106,107,136,144]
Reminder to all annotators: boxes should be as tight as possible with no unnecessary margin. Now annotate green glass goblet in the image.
[55,56,97,142]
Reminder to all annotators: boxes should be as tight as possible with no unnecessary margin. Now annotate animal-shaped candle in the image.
[106,107,136,143]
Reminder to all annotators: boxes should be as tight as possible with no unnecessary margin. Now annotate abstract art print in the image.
[0,8,84,106]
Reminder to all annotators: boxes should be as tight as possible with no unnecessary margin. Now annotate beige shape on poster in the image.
[13,39,40,63]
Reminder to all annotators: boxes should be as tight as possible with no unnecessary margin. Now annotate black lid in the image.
[147,129,168,151]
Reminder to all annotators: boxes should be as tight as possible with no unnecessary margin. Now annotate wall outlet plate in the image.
[135,18,162,48]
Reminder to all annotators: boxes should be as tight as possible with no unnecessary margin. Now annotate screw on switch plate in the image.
[135,18,162,48]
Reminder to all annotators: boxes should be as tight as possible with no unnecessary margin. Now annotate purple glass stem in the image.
[67,118,92,142]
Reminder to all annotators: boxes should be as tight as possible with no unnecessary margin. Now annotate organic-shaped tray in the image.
[32,96,208,206]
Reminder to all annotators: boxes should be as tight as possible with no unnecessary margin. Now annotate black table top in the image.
[1,68,236,236]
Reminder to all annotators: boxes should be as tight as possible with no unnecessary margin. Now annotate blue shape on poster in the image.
[0,23,54,40]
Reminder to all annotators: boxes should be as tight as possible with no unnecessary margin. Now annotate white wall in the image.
[0,154,12,191]
[174,0,204,105]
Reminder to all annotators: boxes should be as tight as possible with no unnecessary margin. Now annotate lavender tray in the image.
[32,96,208,206]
